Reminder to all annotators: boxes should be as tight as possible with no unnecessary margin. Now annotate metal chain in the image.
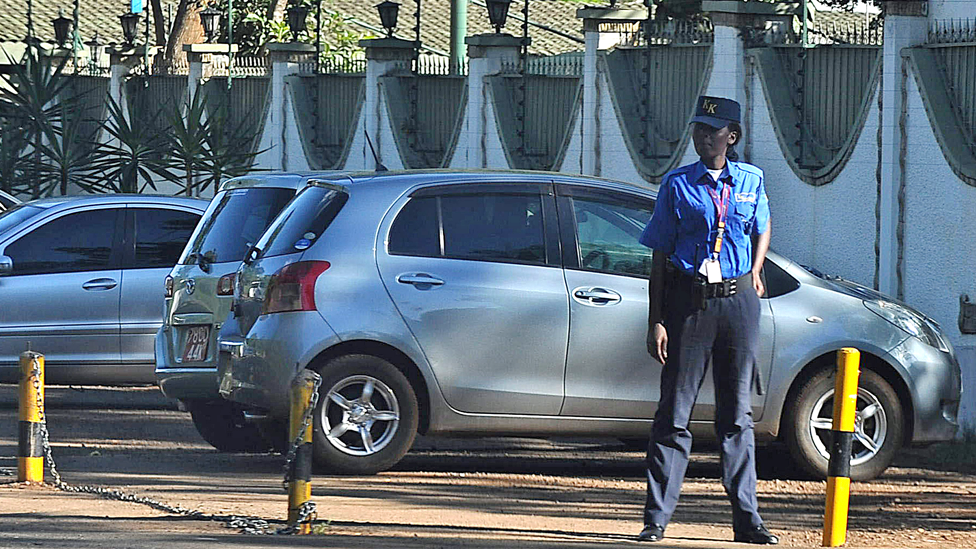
[280,374,323,491]
[26,358,321,535]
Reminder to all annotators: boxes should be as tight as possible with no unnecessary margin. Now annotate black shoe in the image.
[734,524,779,545]
[637,524,665,542]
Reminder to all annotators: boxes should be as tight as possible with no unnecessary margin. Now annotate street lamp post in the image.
[120,11,141,47]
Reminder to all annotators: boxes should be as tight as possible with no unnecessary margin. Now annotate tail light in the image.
[164,275,174,298]
[217,272,236,296]
[262,261,331,315]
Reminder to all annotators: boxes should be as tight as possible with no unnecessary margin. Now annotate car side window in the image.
[762,257,800,298]
[390,193,546,265]
[5,208,119,276]
[133,208,201,269]
[572,197,653,277]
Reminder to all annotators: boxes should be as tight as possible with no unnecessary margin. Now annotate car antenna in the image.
[364,130,388,173]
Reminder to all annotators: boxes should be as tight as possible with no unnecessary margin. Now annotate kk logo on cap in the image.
[691,96,741,129]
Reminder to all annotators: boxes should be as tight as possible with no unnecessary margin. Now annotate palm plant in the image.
[163,88,213,196]
[197,102,265,193]
[88,94,174,193]
[0,45,76,197]
[36,98,102,195]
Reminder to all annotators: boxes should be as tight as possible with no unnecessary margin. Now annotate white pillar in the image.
[254,42,314,171]
[462,34,521,169]
[577,7,648,176]
[360,38,415,171]
[878,5,928,297]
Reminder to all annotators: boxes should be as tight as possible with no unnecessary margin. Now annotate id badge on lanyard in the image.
[699,182,730,284]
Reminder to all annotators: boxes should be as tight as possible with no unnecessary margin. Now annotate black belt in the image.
[667,264,752,306]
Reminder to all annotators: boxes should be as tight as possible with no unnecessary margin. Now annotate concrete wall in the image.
[75,6,976,431]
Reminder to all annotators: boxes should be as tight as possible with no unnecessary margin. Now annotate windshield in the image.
[0,204,47,238]
[253,185,348,260]
[179,187,296,266]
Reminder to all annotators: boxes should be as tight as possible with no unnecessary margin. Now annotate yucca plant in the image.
[162,87,213,196]
[0,44,76,197]
[196,101,265,194]
[87,94,174,193]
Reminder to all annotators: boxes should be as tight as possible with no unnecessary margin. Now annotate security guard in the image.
[636,96,777,545]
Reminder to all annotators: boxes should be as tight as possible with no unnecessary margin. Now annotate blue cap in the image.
[690,95,741,129]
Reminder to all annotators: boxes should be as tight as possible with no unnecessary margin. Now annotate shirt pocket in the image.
[675,195,708,235]
[729,199,757,235]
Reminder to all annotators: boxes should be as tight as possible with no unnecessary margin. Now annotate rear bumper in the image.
[154,326,220,401]
[218,311,336,420]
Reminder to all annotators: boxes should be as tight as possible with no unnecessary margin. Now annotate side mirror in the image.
[0,255,12,276]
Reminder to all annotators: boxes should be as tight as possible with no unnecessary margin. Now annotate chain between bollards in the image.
[823,347,860,547]
[17,348,325,535]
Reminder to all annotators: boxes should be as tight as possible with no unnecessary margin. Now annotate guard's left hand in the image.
[752,269,765,297]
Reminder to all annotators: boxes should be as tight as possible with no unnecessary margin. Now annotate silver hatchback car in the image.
[156,173,323,452]
[218,170,960,480]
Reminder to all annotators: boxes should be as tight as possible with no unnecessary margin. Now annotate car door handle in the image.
[82,278,118,291]
[573,287,621,304]
[396,273,445,287]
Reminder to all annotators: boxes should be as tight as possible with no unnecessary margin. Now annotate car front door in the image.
[376,183,569,415]
[558,185,775,422]
[120,206,202,371]
[0,207,123,382]
[557,186,661,418]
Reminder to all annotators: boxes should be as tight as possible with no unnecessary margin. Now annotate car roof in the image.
[305,169,655,196]
[22,194,207,210]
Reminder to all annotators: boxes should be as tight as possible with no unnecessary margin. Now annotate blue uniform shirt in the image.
[639,160,770,279]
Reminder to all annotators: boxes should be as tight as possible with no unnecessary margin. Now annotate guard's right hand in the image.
[647,322,668,364]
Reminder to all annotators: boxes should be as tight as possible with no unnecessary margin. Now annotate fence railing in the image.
[212,55,269,77]
[929,18,976,45]
[501,53,584,76]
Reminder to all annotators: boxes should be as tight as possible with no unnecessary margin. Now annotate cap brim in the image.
[690,115,731,128]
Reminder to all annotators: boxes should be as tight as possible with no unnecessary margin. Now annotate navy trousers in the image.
[644,277,763,532]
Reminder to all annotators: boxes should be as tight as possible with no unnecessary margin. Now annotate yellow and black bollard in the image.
[822,348,860,547]
[18,351,45,483]
[287,369,320,534]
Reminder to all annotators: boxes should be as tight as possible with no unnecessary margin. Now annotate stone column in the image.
[878,1,928,298]
[253,42,314,171]
[358,37,416,171]
[702,1,796,107]
[461,34,521,169]
[107,45,157,116]
[183,43,238,105]
[577,7,647,176]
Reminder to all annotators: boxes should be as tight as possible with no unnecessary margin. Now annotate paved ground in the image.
[1,385,975,548]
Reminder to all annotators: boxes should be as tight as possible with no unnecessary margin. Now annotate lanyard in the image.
[707,182,730,259]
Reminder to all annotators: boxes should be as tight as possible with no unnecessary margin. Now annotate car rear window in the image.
[0,204,47,238]
[253,185,348,259]
[180,187,295,265]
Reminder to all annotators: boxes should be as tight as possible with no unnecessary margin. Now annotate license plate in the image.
[181,325,210,363]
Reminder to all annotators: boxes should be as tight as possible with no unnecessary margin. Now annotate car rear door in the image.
[119,205,202,369]
[0,206,123,381]
[376,182,569,415]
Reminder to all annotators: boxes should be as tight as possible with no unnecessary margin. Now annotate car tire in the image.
[188,399,273,453]
[784,368,904,481]
[312,354,419,475]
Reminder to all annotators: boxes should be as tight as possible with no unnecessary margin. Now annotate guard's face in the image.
[692,122,737,159]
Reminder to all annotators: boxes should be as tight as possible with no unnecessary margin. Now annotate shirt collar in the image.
[691,160,740,187]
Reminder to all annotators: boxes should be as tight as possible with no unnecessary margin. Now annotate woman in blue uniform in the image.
[637,96,777,545]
